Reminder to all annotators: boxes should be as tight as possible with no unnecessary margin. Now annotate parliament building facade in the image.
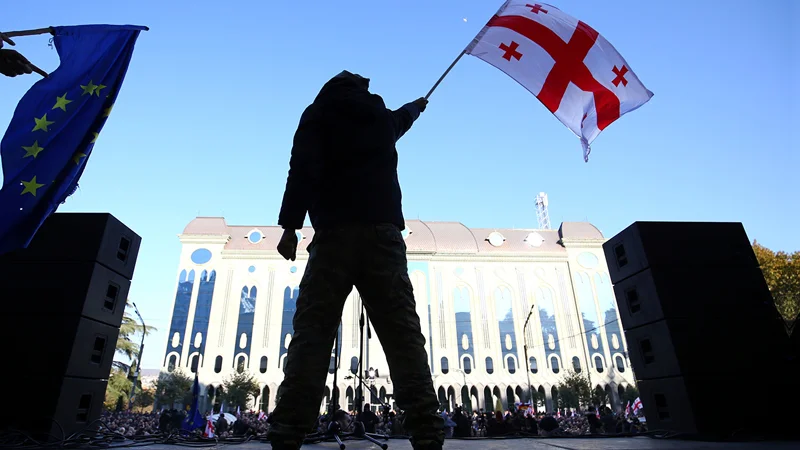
[161,217,635,414]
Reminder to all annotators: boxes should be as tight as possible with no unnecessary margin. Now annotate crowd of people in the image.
[100,403,647,440]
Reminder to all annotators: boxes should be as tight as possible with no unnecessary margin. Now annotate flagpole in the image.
[2,28,55,38]
[2,26,150,39]
[425,49,467,100]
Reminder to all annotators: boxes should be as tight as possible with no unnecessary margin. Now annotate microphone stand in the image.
[353,308,390,449]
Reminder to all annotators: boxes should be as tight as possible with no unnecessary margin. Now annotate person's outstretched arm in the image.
[389,97,428,141]
[278,106,323,231]
[0,33,48,77]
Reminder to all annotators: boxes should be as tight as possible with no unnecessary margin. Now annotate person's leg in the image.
[355,224,444,449]
[267,229,358,449]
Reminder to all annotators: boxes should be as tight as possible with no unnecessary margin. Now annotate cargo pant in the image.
[267,224,444,446]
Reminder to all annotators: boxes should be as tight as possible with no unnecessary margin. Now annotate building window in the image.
[247,229,263,244]
[190,354,199,373]
[260,356,268,374]
[237,355,245,373]
[594,355,604,373]
[463,358,472,374]
[572,356,582,373]
[167,355,177,373]
[506,356,516,374]
[441,357,449,374]
[615,355,625,372]
[350,357,359,374]
[329,356,336,374]
[550,356,560,374]
[485,357,494,374]
[529,357,538,374]
[214,356,222,373]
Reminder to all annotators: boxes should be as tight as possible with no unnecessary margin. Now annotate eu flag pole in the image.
[0,25,146,256]
[183,372,205,432]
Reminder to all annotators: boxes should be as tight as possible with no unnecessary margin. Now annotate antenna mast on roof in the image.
[535,192,551,230]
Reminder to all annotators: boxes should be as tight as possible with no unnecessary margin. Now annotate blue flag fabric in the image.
[0,25,145,255]
[183,373,205,432]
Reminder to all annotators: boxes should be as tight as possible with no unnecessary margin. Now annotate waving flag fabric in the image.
[0,25,145,255]
[183,373,205,431]
[466,1,652,161]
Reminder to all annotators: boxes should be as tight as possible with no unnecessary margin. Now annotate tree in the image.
[591,386,609,409]
[753,242,800,322]
[220,371,261,411]
[622,385,639,405]
[116,301,158,363]
[105,369,133,410]
[155,370,193,409]
[556,369,591,410]
[134,388,155,412]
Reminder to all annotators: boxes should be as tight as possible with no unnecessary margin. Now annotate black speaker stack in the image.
[603,221,798,440]
[0,213,141,441]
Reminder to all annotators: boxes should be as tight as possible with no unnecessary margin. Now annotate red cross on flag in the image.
[466,1,653,161]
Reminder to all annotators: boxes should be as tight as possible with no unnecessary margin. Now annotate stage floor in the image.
[146,437,798,450]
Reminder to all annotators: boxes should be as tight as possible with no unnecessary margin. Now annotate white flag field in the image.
[431,1,654,161]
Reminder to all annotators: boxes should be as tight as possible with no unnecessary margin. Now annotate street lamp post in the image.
[128,302,146,410]
[522,304,536,407]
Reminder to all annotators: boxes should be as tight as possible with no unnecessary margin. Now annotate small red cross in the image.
[526,4,548,14]
[499,41,523,61]
[612,65,629,87]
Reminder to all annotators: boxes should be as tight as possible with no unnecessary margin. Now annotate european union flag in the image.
[183,373,205,432]
[0,25,145,255]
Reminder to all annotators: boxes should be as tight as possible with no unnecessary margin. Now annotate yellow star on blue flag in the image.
[0,24,146,256]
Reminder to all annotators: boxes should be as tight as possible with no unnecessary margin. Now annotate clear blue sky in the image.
[3,0,797,369]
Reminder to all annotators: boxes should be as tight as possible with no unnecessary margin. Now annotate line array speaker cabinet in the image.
[0,213,141,441]
[603,221,798,440]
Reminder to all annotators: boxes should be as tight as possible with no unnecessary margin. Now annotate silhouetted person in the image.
[358,403,378,433]
[267,70,443,450]
[215,414,228,435]
[586,407,602,434]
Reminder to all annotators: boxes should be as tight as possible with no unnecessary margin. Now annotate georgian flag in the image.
[203,417,215,438]
[466,1,653,161]
[632,397,643,414]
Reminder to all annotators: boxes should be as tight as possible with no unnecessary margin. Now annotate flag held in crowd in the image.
[465,1,653,161]
[0,25,145,255]
[182,373,205,431]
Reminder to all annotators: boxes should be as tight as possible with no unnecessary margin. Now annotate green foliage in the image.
[105,369,132,410]
[753,242,800,322]
[116,302,157,360]
[220,371,261,411]
[155,370,193,409]
[134,388,155,411]
[556,369,591,410]
[622,385,639,405]
[591,386,609,408]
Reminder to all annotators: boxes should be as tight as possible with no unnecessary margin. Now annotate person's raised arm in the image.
[389,97,428,141]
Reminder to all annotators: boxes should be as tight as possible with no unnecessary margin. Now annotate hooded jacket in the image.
[278,71,421,231]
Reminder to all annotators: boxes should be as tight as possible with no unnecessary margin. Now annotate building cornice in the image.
[179,234,232,245]
[217,249,570,263]
[558,239,606,249]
